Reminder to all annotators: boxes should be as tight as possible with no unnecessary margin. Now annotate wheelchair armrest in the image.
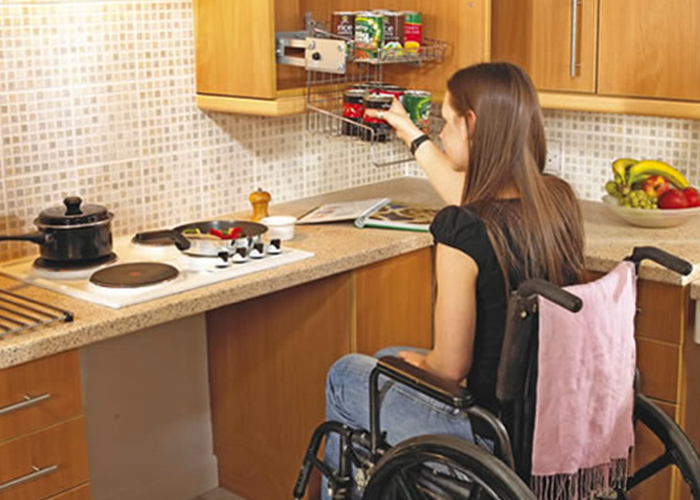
[516,279,583,312]
[627,246,693,276]
[376,356,475,410]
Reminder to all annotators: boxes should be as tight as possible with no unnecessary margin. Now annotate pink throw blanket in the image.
[532,261,637,500]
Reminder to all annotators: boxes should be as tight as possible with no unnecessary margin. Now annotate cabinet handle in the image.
[570,0,580,78]
[0,393,51,416]
[0,464,59,492]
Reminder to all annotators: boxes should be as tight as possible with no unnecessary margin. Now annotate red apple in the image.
[682,187,700,207]
[658,189,689,209]
[642,175,671,198]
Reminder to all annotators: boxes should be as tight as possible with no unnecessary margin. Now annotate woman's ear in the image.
[465,110,477,139]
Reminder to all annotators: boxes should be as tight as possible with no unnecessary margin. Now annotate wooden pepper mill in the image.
[249,187,271,222]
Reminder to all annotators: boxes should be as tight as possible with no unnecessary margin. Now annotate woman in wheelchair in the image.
[294,63,700,500]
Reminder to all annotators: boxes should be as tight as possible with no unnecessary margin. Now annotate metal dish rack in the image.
[0,289,73,339]
[276,14,447,167]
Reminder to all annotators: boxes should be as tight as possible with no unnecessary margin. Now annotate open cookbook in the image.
[296,198,440,232]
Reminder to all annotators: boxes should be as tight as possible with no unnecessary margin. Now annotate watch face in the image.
[411,134,430,155]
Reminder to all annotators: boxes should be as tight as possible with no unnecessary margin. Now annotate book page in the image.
[297,198,390,224]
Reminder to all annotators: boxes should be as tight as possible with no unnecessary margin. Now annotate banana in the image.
[612,158,637,185]
[627,160,689,189]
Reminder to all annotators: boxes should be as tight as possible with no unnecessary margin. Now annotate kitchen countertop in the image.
[2,176,700,369]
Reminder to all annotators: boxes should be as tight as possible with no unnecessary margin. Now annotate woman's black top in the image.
[429,202,524,413]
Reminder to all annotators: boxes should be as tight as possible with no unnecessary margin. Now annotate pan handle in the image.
[0,233,46,244]
[133,230,191,251]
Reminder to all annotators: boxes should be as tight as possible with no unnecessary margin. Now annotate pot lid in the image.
[36,197,111,226]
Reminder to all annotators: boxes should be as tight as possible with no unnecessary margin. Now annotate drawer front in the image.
[46,484,91,500]
[0,350,82,443]
[0,417,89,500]
[637,338,679,403]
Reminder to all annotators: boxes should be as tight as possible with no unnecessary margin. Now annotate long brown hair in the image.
[447,62,584,287]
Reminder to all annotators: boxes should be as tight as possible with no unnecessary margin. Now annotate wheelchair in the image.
[293,247,700,500]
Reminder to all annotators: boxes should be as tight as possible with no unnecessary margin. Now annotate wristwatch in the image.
[410,134,431,156]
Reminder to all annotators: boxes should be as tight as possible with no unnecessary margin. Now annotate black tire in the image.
[628,394,700,498]
[363,434,537,500]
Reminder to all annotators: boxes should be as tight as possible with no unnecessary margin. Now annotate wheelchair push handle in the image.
[516,279,583,313]
[627,246,693,276]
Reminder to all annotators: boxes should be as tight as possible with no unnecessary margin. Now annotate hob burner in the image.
[89,262,179,289]
[34,253,118,271]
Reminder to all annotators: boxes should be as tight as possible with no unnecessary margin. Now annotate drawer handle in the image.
[0,393,51,416]
[0,464,59,492]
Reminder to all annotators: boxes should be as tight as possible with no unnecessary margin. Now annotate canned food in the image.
[404,90,432,133]
[404,11,423,55]
[374,10,405,59]
[375,84,405,103]
[363,94,393,142]
[342,89,366,137]
[331,11,356,57]
[354,12,384,60]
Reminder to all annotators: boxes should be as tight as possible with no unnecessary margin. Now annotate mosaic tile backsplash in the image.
[0,0,699,262]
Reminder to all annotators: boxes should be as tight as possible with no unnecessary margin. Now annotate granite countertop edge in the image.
[3,176,700,368]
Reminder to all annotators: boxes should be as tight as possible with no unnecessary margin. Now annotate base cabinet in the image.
[206,249,433,500]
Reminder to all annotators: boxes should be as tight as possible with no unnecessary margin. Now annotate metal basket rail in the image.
[276,13,446,167]
[0,289,73,339]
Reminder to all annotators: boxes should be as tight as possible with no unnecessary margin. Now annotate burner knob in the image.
[216,251,231,268]
[268,238,282,255]
[250,242,265,259]
[232,247,248,263]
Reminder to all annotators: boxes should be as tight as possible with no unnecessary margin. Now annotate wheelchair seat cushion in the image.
[532,261,636,499]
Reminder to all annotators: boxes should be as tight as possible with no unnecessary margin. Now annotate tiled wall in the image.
[1,1,699,262]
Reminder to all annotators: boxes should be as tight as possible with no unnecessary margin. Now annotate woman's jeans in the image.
[322,347,479,500]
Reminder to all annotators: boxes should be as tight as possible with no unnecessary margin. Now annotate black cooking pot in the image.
[0,196,114,263]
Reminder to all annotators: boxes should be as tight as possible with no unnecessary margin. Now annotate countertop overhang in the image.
[2,177,700,369]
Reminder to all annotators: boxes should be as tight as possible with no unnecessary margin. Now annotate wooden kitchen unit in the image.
[491,0,700,120]
[194,0,490,115]
[584,273,700,500]
[207,248,433,500]
[0,350,91,500]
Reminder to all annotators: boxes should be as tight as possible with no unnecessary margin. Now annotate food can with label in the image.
[404,90,431,133]
[342,88,366,137]
[404,11,423,55]
[362,93,393,142]
[331,11,356,57]
[374,10,405,59]
[375,84,405,103]
[354,12,384,60]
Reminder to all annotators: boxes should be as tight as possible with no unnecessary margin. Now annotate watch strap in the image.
[410,134,431,156]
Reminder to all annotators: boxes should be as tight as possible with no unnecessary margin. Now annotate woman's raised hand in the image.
[364,98,424,145]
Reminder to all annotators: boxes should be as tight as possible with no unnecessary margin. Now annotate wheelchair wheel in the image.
[622,394,700,499]
[363,434,537,500]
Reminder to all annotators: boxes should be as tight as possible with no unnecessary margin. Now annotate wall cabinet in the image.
[193,0,490,116]
[492,0,700,120]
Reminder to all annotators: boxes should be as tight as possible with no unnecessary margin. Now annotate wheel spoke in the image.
[395,468,429,500]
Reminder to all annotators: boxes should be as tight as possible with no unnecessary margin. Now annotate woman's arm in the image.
[399,243,478,383]
[367,99,465,206]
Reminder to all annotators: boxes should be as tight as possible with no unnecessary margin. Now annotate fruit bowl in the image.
[602,195,700,228]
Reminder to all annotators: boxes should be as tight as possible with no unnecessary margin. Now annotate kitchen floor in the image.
[191,488,247,500]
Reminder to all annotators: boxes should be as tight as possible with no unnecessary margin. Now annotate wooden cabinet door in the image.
[491,0,598,92]
[194,0,277,99]
[598,0,700,101]
[355,248,433,355]
[207,273,352,500]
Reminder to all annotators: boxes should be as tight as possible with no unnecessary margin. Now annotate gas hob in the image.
[0,236,314,309]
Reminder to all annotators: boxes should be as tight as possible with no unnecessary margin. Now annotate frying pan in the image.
[134,220,267,257]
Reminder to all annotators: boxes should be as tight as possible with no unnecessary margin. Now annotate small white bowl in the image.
[261,216,297,241]
[602,195,700,228]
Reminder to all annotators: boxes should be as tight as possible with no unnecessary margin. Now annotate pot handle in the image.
[133,230,191,251]
[0,233,46,244]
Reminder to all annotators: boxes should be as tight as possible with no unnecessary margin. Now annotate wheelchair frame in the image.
[294,247,700,500]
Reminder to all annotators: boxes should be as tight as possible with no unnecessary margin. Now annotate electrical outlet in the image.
[545,140,563,175]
